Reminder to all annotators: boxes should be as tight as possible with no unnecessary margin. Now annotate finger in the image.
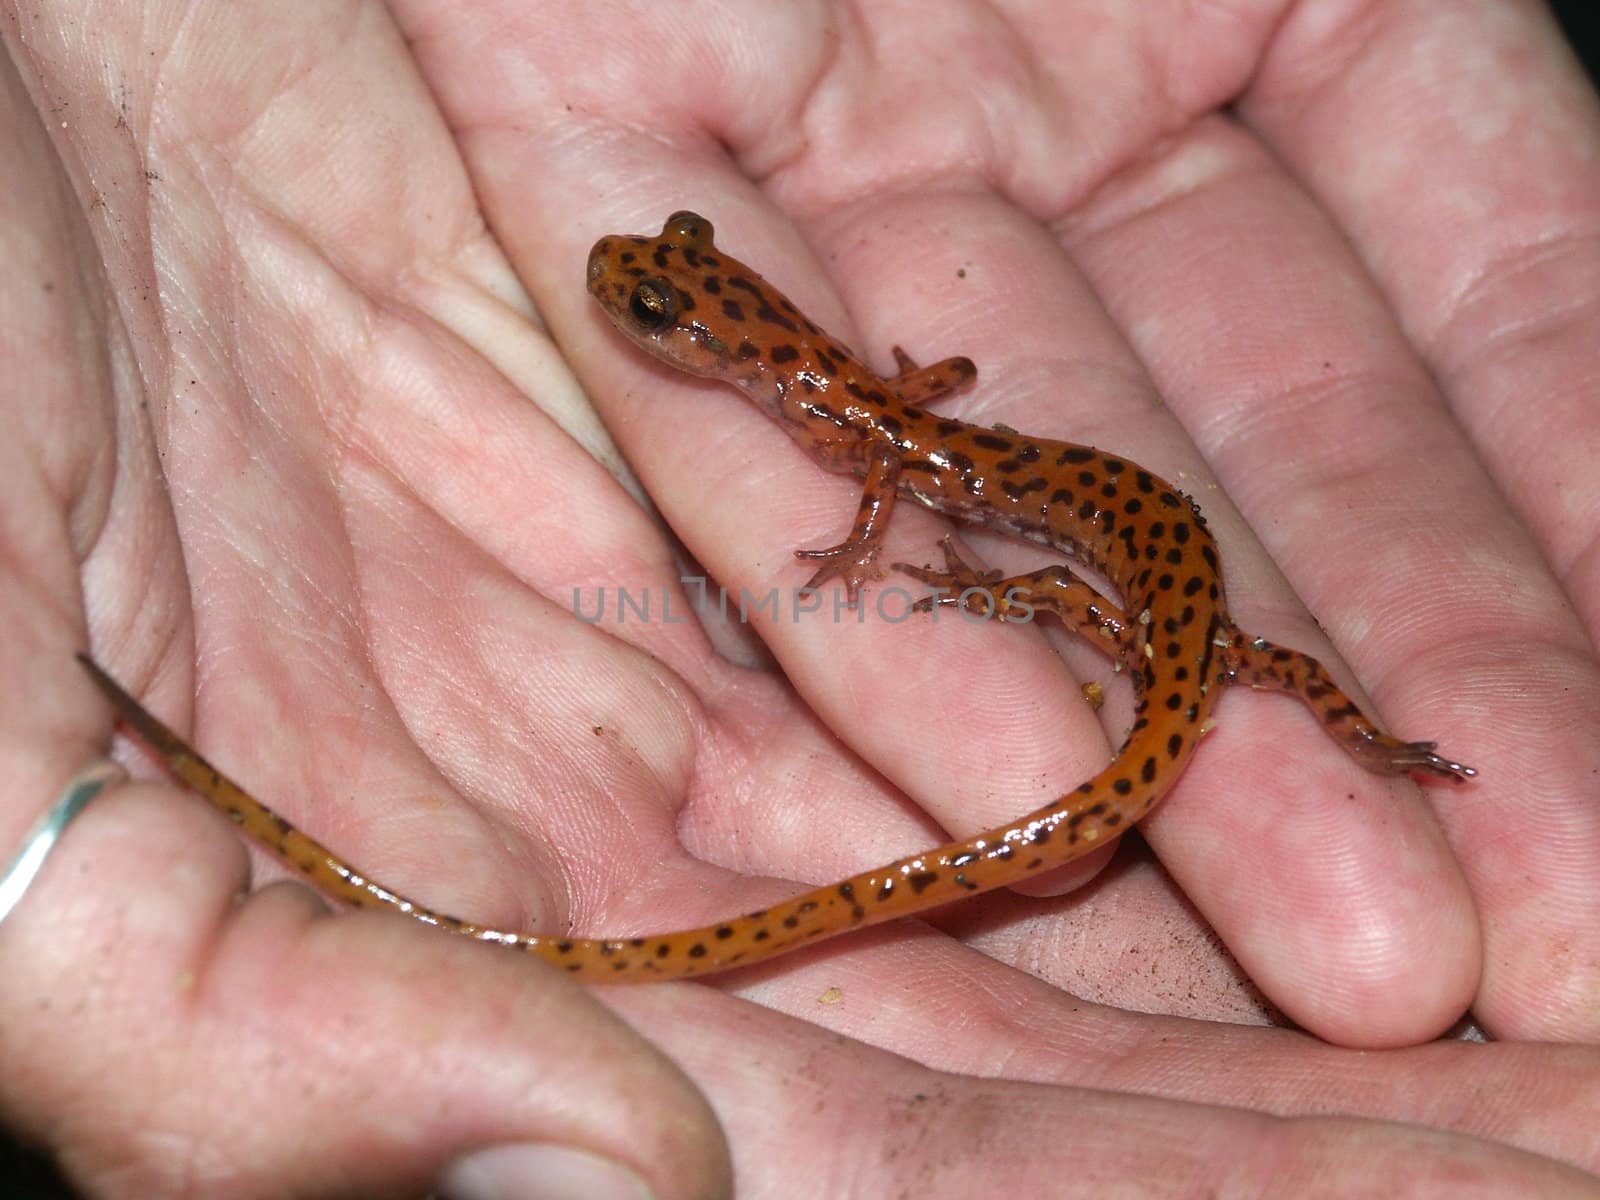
[680,941,1600,1174]
[1044,114,1485,1044]
[613,983,1600,1197]
[0,782,729,1200]
[1236,0,1600,1040]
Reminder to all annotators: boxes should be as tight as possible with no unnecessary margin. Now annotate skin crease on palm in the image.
[1,1,1599,1197]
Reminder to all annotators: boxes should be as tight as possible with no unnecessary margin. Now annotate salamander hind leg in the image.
[1219,632,1474,781]
[894,536,1135,660]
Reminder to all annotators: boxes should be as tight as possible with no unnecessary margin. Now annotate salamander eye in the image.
[663,210,711,245]
[629,279,676,330]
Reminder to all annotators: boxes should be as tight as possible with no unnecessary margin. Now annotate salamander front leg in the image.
[1218,631,1475,781]
[795,440,902,604]
[894,536,1136,660]
[886,346,977,408]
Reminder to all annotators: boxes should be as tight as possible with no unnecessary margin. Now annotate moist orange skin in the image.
[76,212,1472,981]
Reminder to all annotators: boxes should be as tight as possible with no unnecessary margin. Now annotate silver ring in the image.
[0,759,127,926]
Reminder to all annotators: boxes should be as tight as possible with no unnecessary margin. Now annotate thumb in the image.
[1,769,729,1200]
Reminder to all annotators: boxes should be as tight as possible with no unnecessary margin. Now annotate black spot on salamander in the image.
[1183,576,1205,596]
[737,340,759,359]
[701,254,721,267]
[1165,547,1184,564]
[973,432,1014,452]
[1148,521,1166,539]
[688,943,707,958]
[722,299,746,321]
[1100,482,1119,499]
[714,925,735,939]
[1173,521,1191,544]
[1102,457,1125,474]
[947,451,975,474]
[1123,497,1143,515]
[1051,488,1074,506]
[702,275,722,294]
[879,414,903,437]
[1167,733,1184,758]
[813,347,840,376]
[1141,757,1157,782]
[782,914,800,929]
[1057,447,1095,465]
[652,248,670,268]
[1017,444,1041,463]
[1077,471,1097,487]
[770,344,799,363]
[683,247,701,267]
[1165,692,1183,710]
[877,881,894,902]
[901,458,939,474]
[1159,491,1182,509]
[757,304,800,332]
[619,251,635,264]
[1201,545,1219,571]
[908,871,940,894]
[1136,471,1155,493]
[752,928,770,941]
[936,420,965,438]
[996,458,1021,474]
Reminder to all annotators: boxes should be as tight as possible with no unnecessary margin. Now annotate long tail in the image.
[76,653,1195,980]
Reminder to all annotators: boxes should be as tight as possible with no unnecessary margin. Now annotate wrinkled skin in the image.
[2,2,1598,1197]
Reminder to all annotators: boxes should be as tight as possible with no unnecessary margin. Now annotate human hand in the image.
[3,2,1597,1196]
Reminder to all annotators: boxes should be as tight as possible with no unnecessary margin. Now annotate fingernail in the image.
[438,1144,653,1200]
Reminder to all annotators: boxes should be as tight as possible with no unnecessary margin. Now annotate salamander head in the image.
[587,211,749,377]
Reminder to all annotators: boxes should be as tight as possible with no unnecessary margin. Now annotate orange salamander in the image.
[76,211,1473,981]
